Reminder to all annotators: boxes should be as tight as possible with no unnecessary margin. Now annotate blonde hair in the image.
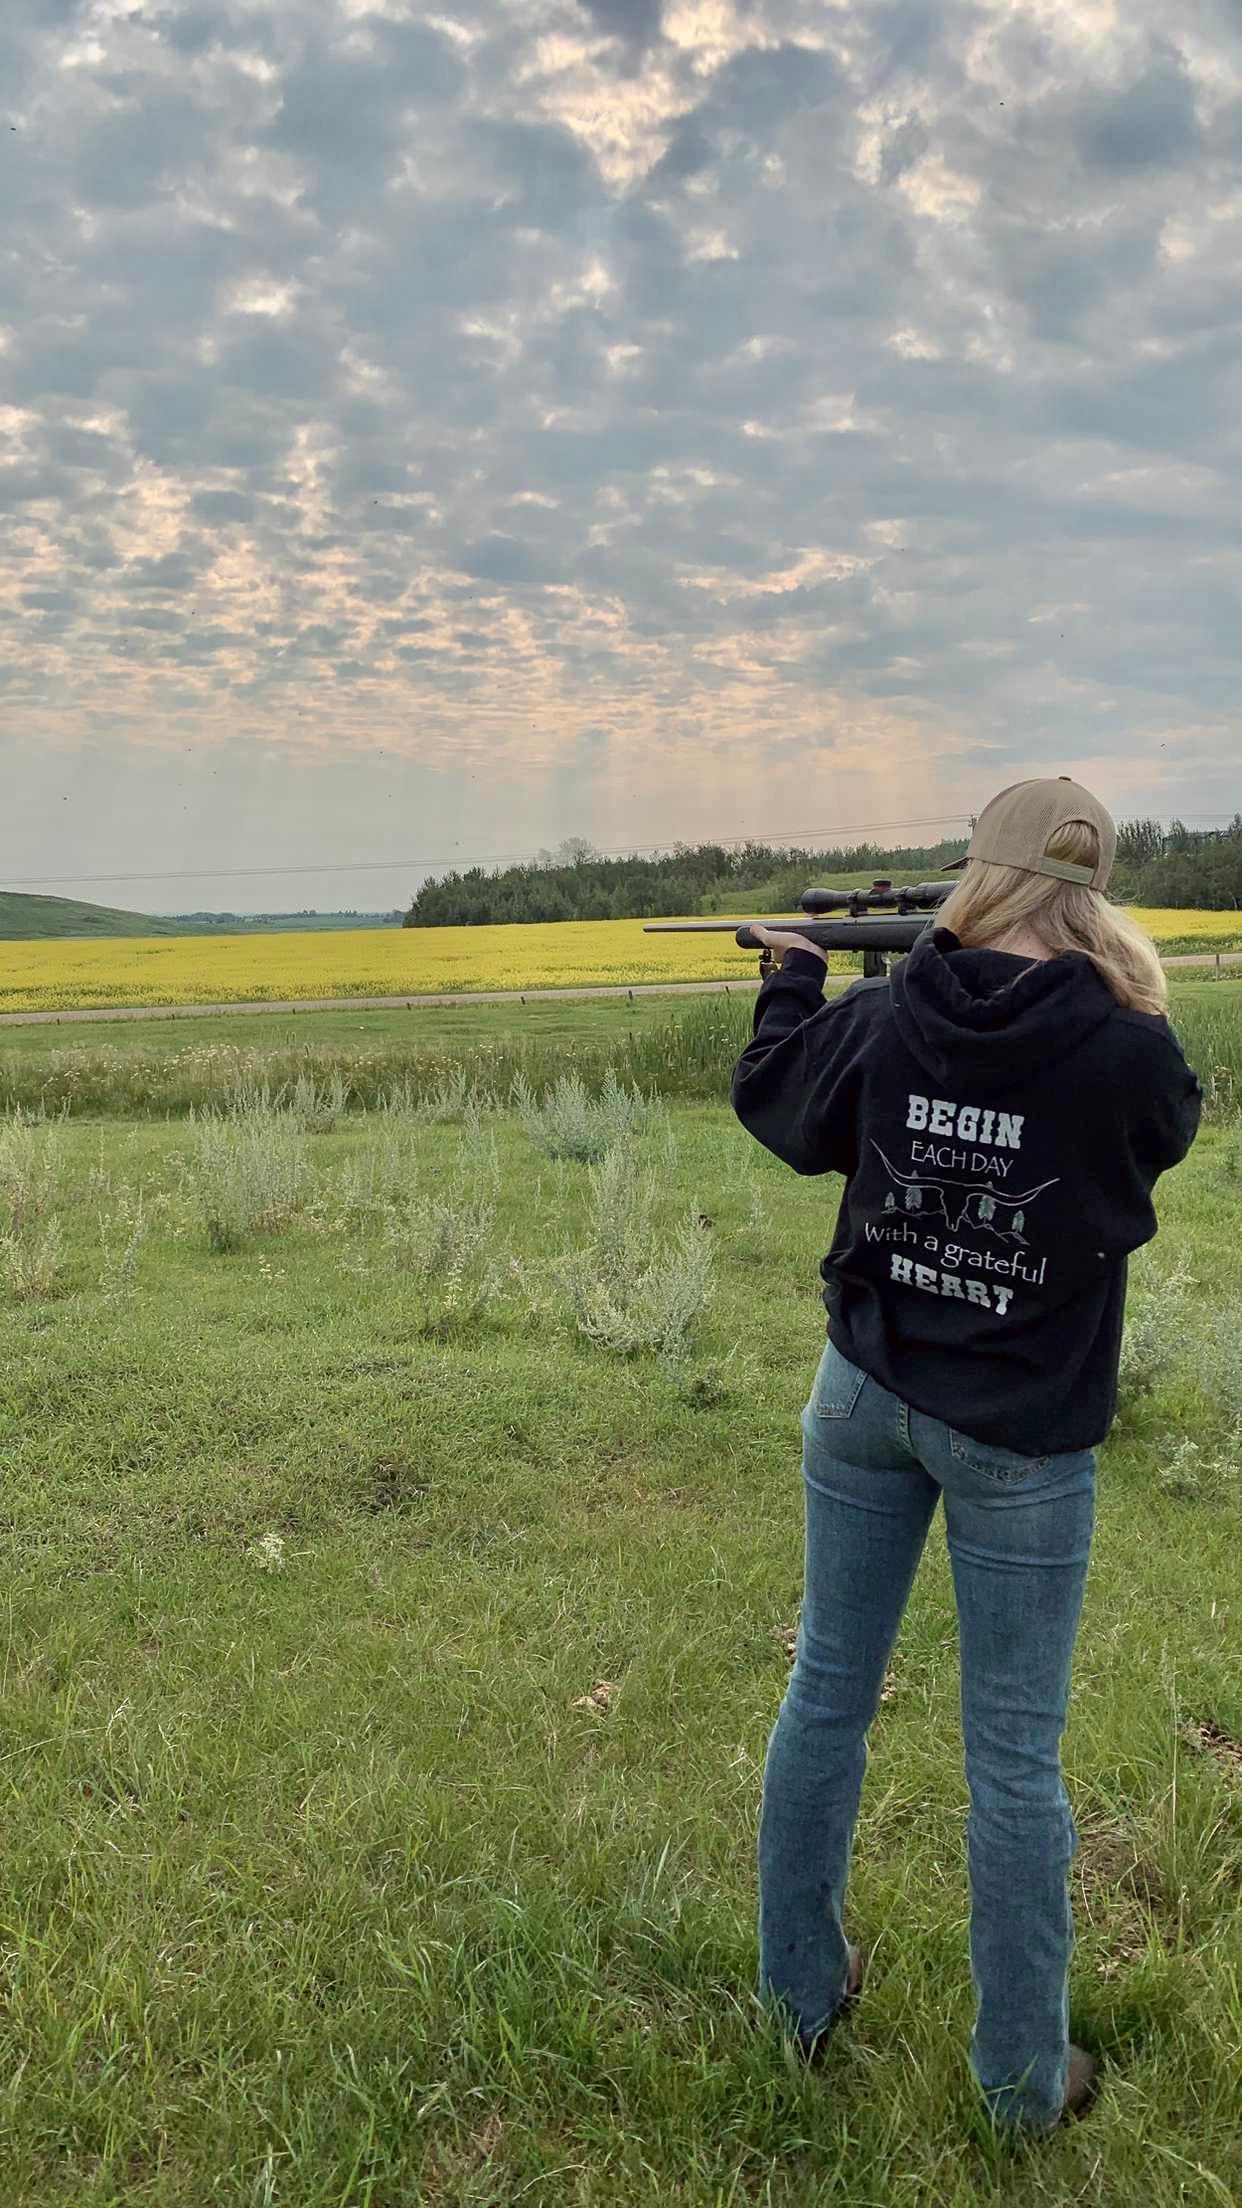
[937,819,1167,1015]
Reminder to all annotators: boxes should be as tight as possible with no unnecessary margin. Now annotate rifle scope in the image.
[644,878,953,978]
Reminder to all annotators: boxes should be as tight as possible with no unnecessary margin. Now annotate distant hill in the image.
[0,891,405,940]
[167,911,404,932]
[0,891,187,941]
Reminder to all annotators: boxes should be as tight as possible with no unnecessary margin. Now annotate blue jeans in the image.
[758,1340,1096,2133]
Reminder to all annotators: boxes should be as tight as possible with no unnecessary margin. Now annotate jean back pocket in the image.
[948,1430,1052,1482]
[809,1343,868,1420]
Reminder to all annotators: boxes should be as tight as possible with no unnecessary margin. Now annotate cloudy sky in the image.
[3,0,1241,913]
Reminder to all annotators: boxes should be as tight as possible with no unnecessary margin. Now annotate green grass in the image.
[2,980,1238,1125]
[0,1093,1239,2205]
[0,989,701,1061]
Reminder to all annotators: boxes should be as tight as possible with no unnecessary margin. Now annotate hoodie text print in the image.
[731,929,1201,1452]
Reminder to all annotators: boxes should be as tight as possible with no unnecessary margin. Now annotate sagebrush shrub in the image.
[378,1065,499,1125]
[517,1142,714,1356]
[1158,1428,1239,1503]
[512,1069,659,1163]
[187,1097,310,1253]
[382,1191,494,1281]
[0,1108,68,1300]
[330,1130,422,1223]
[221,1074,279,1120]
[1,1216,66,1301]
[380,1190,500,1332]
[0,1107,62,1238]
[1203,1309,1242,1419]
[1118,1253,1195,1403]
[288,1066,351,1133]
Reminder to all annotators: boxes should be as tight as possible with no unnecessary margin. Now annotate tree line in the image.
[404,835,971,927]
[1111,818,1242,908]
[403,820,1242,928]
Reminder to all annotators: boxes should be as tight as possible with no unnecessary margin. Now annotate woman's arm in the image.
[731,946,876,1177]
[1133,1035,1202,1175]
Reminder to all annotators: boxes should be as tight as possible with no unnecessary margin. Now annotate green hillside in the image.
[0,891,186,941]
[0,893,400,940]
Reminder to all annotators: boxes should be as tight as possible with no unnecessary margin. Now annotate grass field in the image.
[0,1004,1240,2204]
[1,979,1239,1125]
[0,991,688,1060]
[4,910,1242,1016]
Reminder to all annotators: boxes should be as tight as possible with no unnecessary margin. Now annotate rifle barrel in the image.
[644,915,936,951]
[644,918,809,934]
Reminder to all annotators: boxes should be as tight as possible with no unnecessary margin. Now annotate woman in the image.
[732,777,1201,2134]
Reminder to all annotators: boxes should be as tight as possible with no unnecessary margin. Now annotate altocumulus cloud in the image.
[2,0,1242,844]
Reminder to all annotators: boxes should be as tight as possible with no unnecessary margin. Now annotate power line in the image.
[2,810,1238,893]
[1,814,976,888]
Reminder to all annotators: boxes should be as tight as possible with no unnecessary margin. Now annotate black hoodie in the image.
[731,929,1201,1453]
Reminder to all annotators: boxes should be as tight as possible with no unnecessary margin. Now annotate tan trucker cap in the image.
[943,776,1116,890]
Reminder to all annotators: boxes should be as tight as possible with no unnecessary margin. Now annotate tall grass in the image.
[3,983,1236,1123]
[1182,994,1242,1117]
[0,1104,68,1298]
[0,1021,729,1121]
[0,1103,64,1232]
[184,1090,310,1253]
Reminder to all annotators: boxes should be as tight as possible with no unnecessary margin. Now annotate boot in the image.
[1062,2045,1099,2121]
[797,1944,863,2067]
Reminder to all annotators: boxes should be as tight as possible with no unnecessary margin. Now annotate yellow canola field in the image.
[0,920,787,1014]
[1121,909,1242,940]
[1,909,1237,1016]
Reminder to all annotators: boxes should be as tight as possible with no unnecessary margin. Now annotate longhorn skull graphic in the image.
[871,1142,1059,1246]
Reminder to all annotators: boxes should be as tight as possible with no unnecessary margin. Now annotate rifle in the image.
[645,878,952,979]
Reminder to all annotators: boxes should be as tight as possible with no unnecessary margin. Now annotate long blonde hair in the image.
[937,818,1167,1015]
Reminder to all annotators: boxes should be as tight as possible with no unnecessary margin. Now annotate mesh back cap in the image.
[943,777,1116,890]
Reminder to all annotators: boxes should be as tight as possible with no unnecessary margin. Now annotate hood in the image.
[890,927,1117,1089]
